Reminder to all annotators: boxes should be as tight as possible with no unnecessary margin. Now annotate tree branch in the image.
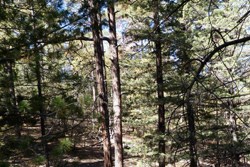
[189,35,250,90]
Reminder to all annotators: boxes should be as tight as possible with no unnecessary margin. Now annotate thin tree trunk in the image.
[153,2,166,166]
[34,52,49,167]
[91,69,97,130]
[92,70,96,103]
[108,1,124,166]
[88,1,112,166]
[6,61,21,137]
[216,102,221,167]
[228,87,239,166]
[30,2,49,165]
[98,10,108,97]
[186,90,197,167]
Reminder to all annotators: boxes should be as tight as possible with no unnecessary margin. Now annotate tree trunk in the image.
[186,91,197,167]
[153,2,166,166]
[108,1,124,166]
[6,61,21,137]
[34,51,50,167]
[88,1,112,166]
[228,88,239,167]
[30,2,49,165]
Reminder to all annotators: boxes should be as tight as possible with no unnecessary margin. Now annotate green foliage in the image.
[0,161,10,167]
[51,138,73,158]
[32,155,46,166]
[18,100,30,113]
[52,96,67,119]
[79,94,92,108]
[0,0,249,166]
[0,135,34,161]
[51,96,83,119]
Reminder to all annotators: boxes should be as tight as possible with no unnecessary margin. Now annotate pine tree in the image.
[108,0,124,166]
[88,0,112,166]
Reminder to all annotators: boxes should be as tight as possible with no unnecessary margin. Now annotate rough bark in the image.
[108,1,124,166]
[153,2,166,166]
[88,1,112,166]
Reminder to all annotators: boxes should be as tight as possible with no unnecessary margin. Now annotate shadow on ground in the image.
[65,160,103,167]
[62,146,104,167]
[70,146,103,159]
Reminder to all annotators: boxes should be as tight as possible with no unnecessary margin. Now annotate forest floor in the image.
[8,124,250,167]
[62,134,139,167]
[14,124,140,167]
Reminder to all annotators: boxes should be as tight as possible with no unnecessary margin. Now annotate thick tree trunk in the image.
[108,1,124,167]
[88,1,112,166]
[153,2,166,166]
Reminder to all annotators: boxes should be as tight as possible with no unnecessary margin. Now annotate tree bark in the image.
[88,1,112,166]
[186,92,197,167]
[153,2,166,166]
[108,1,124,166]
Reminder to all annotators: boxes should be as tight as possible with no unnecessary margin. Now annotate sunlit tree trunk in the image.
[108,0,124,166]
[88,0,112,166]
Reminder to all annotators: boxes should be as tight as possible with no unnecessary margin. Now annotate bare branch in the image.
[189,35,250,90]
